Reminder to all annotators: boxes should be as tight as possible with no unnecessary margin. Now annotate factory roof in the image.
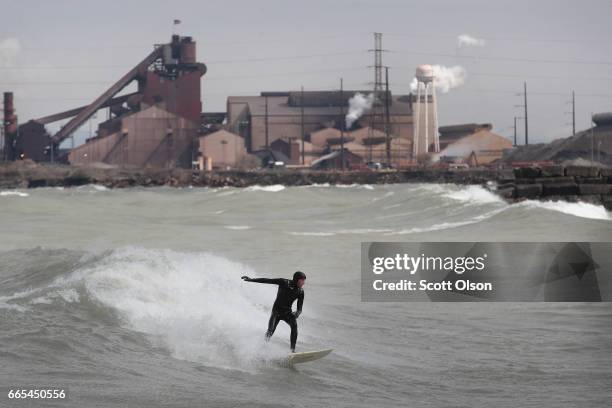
[503,120,612,164]
[348,126,387,143]
[310,127,343,146]
[440,129,512,157]
[227,92,412,117]
[286,90,391,107]
[439,123,493,138]
[197,129,243,140]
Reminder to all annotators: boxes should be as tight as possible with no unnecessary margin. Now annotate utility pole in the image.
[384,66,391,166]
[565,91,576,136]
[514,83,528,145]
[513,116,517,147]
[572,91,576,136]
[264,95,269,149]
[591,112,594,162]
[300,86,305,165]
[340,78,345,170]
[524,82,528,145]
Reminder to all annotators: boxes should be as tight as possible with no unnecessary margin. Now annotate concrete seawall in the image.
[1,162,611,210]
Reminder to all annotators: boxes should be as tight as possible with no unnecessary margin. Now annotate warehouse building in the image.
[225,91,416,167]
[198,129,247,169]
[437,123,513,166]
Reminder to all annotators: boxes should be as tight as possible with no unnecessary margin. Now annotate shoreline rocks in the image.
[1,161,611,210]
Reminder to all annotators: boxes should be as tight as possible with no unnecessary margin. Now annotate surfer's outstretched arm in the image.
[294,291,304,318]
[241,276,284,285]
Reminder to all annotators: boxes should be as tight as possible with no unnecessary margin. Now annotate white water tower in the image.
[413,64,440,156]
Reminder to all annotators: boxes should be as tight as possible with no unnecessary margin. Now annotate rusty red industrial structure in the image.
[5,35,206,167]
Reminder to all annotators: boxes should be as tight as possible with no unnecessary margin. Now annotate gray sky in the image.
[1,0,612,147]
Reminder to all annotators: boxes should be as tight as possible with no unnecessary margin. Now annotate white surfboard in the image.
[287,349,333,364]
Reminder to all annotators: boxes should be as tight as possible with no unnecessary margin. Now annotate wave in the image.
[0,190,29,197]
[335,183,374,190]
[387,207,509,235]
[1,247,307,370]
[288,231,336,236]
[245,185,285,192]
[76,184,109,192]
[224,225,252,230]
[519,200,611,221]
[70,247,295,370]
[443,185,504,204]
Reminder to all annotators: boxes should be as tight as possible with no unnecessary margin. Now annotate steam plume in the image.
[409,65,466,94]
[457,34,485,47]
[0,38,20,67]
[345,93,374,129]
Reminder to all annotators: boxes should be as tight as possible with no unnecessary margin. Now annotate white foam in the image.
[70,247,290,370]
[387,207,508,235]
[76,184,108,192]
[299,183,331,188]
[30,288,80,305]
[0,190,29,197]
[443,185,503,204]
[334,228,394,234]
[371,191,395,202]
[224,225,252,230]
[288,231,336,236]
[336,183,374,190]
[246,184,285,192]
[0,301,28,312]
[521,200,611,221]
[216,189,237,197]
[0,293,32,312]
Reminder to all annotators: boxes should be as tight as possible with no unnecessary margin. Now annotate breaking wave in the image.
[0,190,29,197]
[245,185,285,192]
[1,247,308,371]
[519,200,611,221]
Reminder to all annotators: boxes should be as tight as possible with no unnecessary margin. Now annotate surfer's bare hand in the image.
[241,276,251,281]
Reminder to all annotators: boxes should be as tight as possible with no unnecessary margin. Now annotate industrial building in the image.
[0,31,517,170]
[3,35,206,167]
[503,112,612,165]
[225,91,417,167]
[198,129,248,170]
[437,123,513,166]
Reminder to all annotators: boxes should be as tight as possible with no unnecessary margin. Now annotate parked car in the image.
[267,160,285,169]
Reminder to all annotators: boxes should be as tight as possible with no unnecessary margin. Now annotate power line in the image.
[19,33,373,52]
[469,72,612,81]
[391,50,612,66]
[0,50,368,71]
[0,66,369,86]
[384,32,611,45]
[18,32,610,52]
[5,46,612,72]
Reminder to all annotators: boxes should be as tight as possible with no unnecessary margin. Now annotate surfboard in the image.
[287,349,332,364]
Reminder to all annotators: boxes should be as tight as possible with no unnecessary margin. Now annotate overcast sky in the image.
[1,0,611,147]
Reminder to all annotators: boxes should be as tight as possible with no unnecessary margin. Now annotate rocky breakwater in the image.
[1,161,610,211]
[492,165,612,211]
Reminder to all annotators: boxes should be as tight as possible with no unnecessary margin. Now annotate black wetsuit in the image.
[246,278,304,350]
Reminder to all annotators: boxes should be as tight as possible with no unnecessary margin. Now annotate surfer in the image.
[241,271,306,352]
